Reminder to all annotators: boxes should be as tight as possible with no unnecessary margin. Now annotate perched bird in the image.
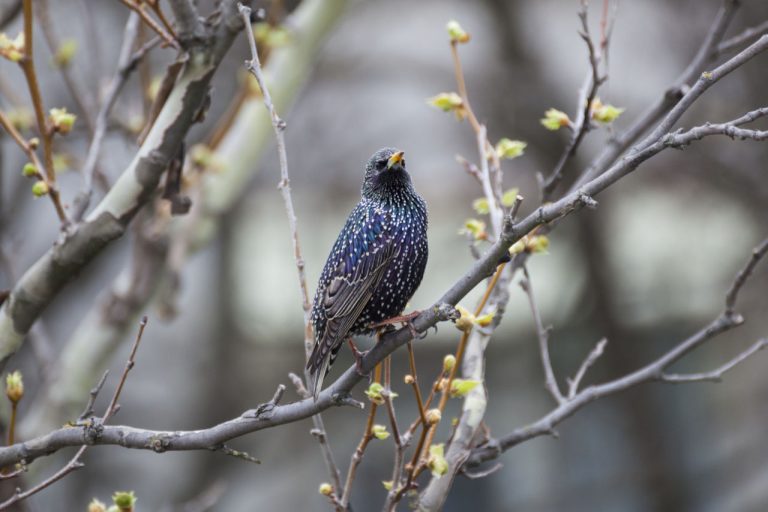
[307,148,428,399]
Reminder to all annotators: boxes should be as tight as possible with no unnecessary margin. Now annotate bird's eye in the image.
[378,159,388,168]
[400,159,406,167]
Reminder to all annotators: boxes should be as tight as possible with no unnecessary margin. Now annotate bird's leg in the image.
[369,310,422,339]
[347,337,368,376]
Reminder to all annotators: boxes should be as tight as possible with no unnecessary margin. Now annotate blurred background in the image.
[0,0,767,510]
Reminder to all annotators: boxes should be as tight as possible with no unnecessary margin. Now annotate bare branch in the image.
[0,0,248,371]
[541,2,607,199]
[567,338,607,399]
[575,0,740,188]
[466,239,768,468]
[659,339,768,383]
[72,12,143,221]
[520,266,564,404]
[725,237,768,314]
[237,2,313,356]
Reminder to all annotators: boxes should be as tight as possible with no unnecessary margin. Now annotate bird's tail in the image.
[310,355,331,401]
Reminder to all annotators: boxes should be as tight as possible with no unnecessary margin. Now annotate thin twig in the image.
[35,0,95,133]
[659,338,768,383]
[73,13,143,221]
[104,315,148,421]
[18,0,69,226]
[725,238,768,315]
[541,2,607,199]
[567,338,607,399]
[77,370,109,422]
[237,3,344,496]
[521,266,564,404]
[467,239,768,467]
[406,342,427,426]
[340,363,381,509]
[118,0,178,48]
[0,318,149,509]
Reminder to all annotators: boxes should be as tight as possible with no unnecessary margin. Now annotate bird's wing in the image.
[308,230,397,398]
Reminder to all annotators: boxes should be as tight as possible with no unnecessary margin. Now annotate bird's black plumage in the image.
[307,148,428,398]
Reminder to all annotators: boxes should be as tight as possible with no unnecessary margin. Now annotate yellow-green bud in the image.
[501,188,520,208]
[454,305,475,332]
[382,480,394,491]
[364,382,385,405]
[426,92,467,121]
[450,378,481,398]
[427,444,448,477]
[5,371,23,403]
[53,39,77,67]
[591,98,625,124]
[472,197,489,215]
[48,107,77,134]
[426,408,442,425]
[446,20,470,43]
[527,235,550,253]
[22,163,37,177]
[540,108,571,130]
[88,499,107,512]
[112,491,136,512]
[318,483,333,496]
[372,424,390,440]
[495,138,526,160]
[32,180,49,197]
[443,354,456,372]
[0,32,24,62]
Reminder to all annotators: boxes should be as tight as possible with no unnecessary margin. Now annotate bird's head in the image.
[362,147,412,200]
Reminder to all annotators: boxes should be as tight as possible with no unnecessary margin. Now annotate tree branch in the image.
[0,0,250,372]
[465,237,768,468]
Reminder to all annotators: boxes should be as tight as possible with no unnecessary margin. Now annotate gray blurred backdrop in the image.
[0,0,767,510]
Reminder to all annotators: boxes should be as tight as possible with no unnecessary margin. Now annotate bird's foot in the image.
[347,338,369,376]
[370,310,423,339]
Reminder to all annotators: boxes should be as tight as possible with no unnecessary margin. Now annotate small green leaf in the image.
[459,218,487,241]
[541,108,570,130]
[591,98,625,123]
[495,138,526,160]
[427,444,448,477]
[450,379,480,398]
[501,188,519,207]
[382,480,394,491]
[53,38,77,67]
[372,424,390,440]
[427,92,462,112]
[364,382,385,404]
[472,198,489,215]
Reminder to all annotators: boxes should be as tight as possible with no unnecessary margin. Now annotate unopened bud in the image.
[442,354,456,372]
[88,499,107,512]
[112,491,136,512]
[404,374,415,385]
[22,163,37,177]
[318,483,333,496]
[5,371,23,404]
[31,180,49,197]
[426,408,442,425]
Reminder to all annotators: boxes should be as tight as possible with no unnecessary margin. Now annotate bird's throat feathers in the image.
[362,168,415,203]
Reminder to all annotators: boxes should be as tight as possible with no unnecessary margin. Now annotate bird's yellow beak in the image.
[386,151,405,170]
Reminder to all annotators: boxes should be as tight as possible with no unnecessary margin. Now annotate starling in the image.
[307,148,429,398]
